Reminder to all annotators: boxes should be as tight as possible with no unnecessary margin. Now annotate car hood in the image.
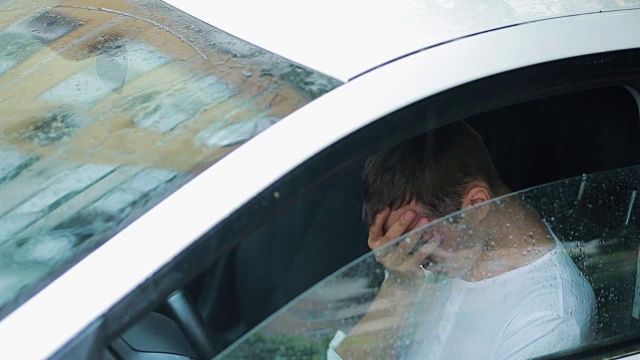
[165,0,640,82]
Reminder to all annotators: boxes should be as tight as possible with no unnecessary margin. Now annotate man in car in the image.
[328,121,596,359]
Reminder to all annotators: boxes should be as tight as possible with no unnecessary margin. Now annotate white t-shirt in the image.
[328,241,596,360]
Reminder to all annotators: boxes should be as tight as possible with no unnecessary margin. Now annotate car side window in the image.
[194,162,370,348]
[219,166,640,359]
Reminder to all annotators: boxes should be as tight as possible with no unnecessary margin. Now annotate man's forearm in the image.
[336,274,423,359]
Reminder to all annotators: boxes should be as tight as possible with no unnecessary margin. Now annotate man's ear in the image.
[462,181,491,220]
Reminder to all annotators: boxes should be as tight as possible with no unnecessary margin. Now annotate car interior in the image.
[101,79,640,359]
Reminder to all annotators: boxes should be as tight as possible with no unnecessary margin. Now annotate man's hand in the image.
[368,207,442,283]
[336,207,443,359]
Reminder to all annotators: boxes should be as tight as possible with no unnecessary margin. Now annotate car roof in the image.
[166,0,640,82]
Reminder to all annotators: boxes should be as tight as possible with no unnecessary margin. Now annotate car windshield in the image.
[218,166,640,359]
[0,0,340,320]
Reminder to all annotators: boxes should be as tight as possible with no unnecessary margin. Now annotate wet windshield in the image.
[0,0,340,319]
[219,166,640,359]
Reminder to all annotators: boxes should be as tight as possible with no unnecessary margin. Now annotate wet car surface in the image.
[1,1,640,359]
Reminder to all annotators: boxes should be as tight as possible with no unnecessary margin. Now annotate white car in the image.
[1,0,640,359]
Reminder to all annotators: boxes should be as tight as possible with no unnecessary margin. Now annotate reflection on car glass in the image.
[56,167,177,236]
[27,11,81,44]
[0,160,179,312]
[0,148,37,186]
[0,163,116,245]
[0,0,341,322]
[125,75,235,134]
[0,10,80,75]
[197,115,281,148]
[20,110,84,146]
[219,165,640,359]
[41,40,172,106]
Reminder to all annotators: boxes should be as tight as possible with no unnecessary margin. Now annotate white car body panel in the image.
[166,0,640,81]
[2,7,640,359]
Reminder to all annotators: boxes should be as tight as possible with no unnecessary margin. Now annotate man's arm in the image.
[332,208,438,359]
[333,272,424,358]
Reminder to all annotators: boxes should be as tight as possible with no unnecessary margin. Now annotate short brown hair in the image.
[362,121,506,226]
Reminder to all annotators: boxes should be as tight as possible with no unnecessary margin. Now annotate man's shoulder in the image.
[478,246,594,312]
[501,247,596,326]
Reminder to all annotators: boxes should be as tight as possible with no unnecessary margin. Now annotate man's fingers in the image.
[374,231,425,268]
[368,207,390,249]
[425,245,455,263]
[410,217,430,232]
[386,235,420,267]
[385,210,416,241]
[401,234,444,268]
[375,216,433,267]
[410,226,440,252]
[397,235,418,254]
[416,235,443,257]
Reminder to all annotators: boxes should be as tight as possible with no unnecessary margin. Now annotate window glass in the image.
[218,166,640,359]
[0,0,340,319]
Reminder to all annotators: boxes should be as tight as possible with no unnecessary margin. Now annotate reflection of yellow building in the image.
[0,0,312,172]
[0,0,337,267]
